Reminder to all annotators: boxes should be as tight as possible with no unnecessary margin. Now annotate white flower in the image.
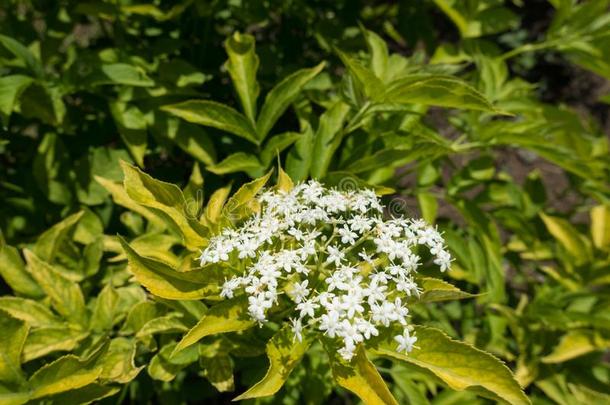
[297,300,319,318]
[291,280,310,303]
[395,330,418,353]
[291,318,303,342]
[338,226,358,244]
[319,311,341,337]
[198,180,451,358]
[325,245,344,267]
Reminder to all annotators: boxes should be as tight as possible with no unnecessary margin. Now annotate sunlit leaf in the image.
[234,326,311,400]
[174,297,255,354]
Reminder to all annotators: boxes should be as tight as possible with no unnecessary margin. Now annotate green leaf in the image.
[259,132,303,168]
[0,244,44,298]
[48,384,119,405]
[256,62,325,139]
[336,49,385,101]
[120,302,160,335]
[22,327,89,362]
[92,63,154,87]
[201,355,234,392]
[0,35,44,78]
[384,74,497,112]
[109,101,148,167]
[121,161,206,249]
[28,355,102,400]
[90,285,120,332]
[329,345,399,405]
[23,250,87,326]
[418,277,476,303]
[417,192,438,224]
[136,313,189,340]
[225,32,259,122]
[234,326,311,400]
[540,212,592,264]
[0,297,60,328]
[33,211,83,263]
[174,297,255,354]
[119,237,223,300]
[0,75,33,126]
[154,114,216,166]
[310,101,351,179]
[542,330,609,363]
[362,28,389,82]
[162,100,259,144]
[206,152,261,176]
[373,326,530,405]
[590,205,610,251]
[0,311,28,386]
[148,343,198,382]
[222,170,273,222]
[286,124,314,182]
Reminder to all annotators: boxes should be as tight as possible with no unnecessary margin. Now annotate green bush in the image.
[1,1,609,404]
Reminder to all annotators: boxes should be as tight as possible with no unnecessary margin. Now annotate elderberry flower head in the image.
[199,180,452,361]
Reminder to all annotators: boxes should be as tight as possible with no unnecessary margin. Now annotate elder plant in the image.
[118,164,529,404]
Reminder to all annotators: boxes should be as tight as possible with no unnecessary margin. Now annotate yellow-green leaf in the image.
[174,297,255,354]
[23,250,87,326]
[372,326,530,405]
[28,355,102,400]
[418,277,477,303]
[590,205,610,251]
[119,237,223,300]
[0,244,43,298]
[234,326,311,400]
[202,355,234,392]
[276,166,294,193]
[0,311,28,386]
[0,297,60,328]
[33,211,83,263]
[540,212,592,264]
[329,345,398,405]
[205,183,232,225]
[121,161,207,250]
[22,327,89,362]
[95,176,166,229]
[542,330,609,364]
[98,338,143,384]
[222,170,273,222]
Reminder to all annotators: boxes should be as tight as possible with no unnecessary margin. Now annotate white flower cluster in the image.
[199,181,452,361]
